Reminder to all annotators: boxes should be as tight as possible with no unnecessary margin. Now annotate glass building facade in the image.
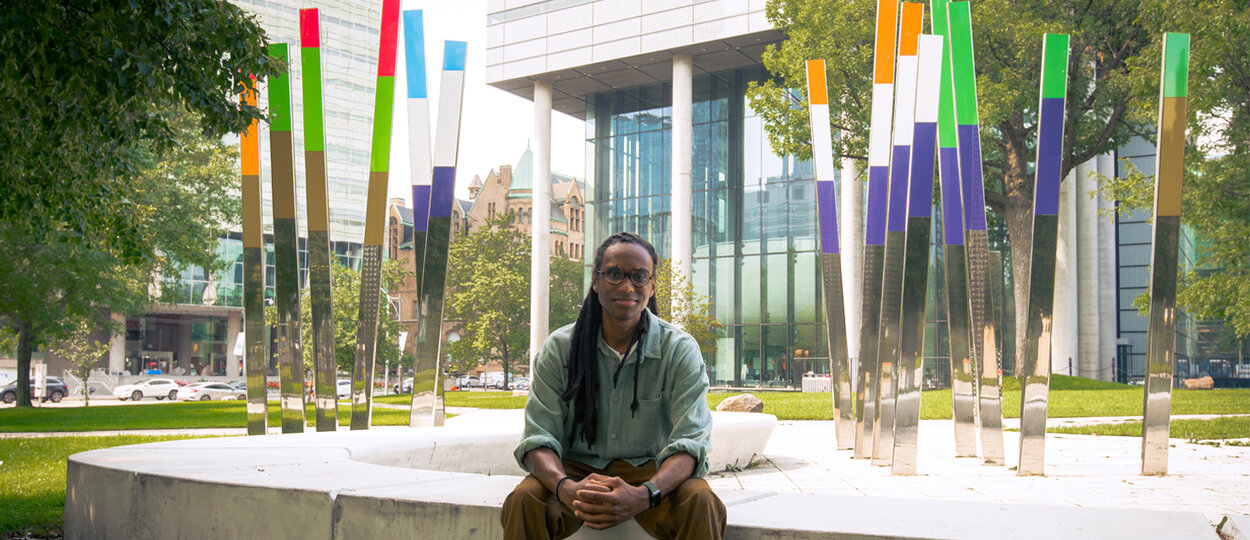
[585,66,828,388]
[583,66,1020,390]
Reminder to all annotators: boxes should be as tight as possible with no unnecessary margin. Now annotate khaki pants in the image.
[501,459,726,540]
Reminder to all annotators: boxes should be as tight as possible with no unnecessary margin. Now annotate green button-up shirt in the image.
[514,308,713,478]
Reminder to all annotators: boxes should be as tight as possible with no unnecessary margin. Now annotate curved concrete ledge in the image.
[65,410,1217,539]
[65,410,774,540]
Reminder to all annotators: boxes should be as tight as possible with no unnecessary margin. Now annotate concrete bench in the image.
[65,410,1215,539]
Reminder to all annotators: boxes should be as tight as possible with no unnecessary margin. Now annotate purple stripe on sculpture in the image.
[817,180,840,254]
[909,123,936,219]
[939,147,964,245]
[1034,97,1066,216]
[957,124,988,231]
[888,145,910,231]
[866,165,889,245]
[430,166,456,218]
[411,185,431,232]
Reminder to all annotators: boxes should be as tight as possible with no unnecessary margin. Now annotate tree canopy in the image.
[1098,0,1250,338]
[654,259,725,358]
[1,1,273,407]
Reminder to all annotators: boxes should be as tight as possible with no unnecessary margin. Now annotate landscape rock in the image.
[1183,376,1214,390]
[717,393,764,413]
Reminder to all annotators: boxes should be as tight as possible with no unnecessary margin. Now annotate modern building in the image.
[484,0,1248,389]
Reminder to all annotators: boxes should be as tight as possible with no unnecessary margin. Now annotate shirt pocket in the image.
[630,396,667,455]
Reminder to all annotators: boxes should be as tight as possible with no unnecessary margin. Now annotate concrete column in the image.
[839,155,863,378]
[1075,158,1100,379]
[226,311,243,378]
[530,80,552,380]
[1096,152,1118,380]
[178,317,193,374]
[109,312,126,375]
[1052,170,1079,375]
[671,54,693,298]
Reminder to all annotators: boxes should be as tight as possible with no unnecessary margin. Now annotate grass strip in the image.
[0,400,411,433]
[1048,416,1250,440]
[0,434,203,537]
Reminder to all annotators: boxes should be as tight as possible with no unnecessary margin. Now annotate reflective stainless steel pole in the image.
[412,41,468,428]
[351,0,401,430]
[300,9,339,432]
[948,2,1003,464]
[268,43,306,434]
[239,80,268,436]
[1141,33,1190,476]
[893,33,942,475]
[855,0,899,459]
[805,59,854,449]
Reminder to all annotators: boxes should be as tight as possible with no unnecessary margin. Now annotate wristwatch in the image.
[642,481,661,508]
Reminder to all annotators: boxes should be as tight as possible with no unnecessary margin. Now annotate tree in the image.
[549,253,586,332]
[445,216,532,383]
[0,109,244,407]
[654,259,725,357]
[0,2,273,258]
[0,2,272,407]
[265,260,408,375]
[747,0,1162,354]
[1097,0,1250,338]
[49,317,112,407]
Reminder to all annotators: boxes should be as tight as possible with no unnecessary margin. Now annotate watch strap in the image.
[642,481,661,508]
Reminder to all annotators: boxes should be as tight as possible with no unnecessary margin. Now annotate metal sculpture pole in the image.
[412,41,468,427]
[240,79,268,436]
[300,8,338,433]
[351,0,401,430]
[872,2,923,466]
[402,9,436,427]
[892,33,943,475]
[855,0,898,459]
[929,0,976,458]
[805,59,854,450]
[947,2,1003,464]
[1019,33,1070,476]
[1142,32,1190,476]
[268,43,306,434]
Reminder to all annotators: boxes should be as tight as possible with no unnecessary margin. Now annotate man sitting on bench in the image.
[501,232,725,540]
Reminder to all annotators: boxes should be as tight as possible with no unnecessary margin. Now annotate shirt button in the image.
[611,433,618,440]
[613,397,619,403]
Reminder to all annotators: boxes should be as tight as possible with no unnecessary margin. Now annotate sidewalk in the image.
[706,419,1250,526]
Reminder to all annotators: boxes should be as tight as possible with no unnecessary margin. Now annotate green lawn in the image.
[0,400,411,433]
[0,435,202,537]
[1048,416,1250,440]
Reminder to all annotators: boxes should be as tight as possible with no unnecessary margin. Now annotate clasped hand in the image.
[560,473,650,529]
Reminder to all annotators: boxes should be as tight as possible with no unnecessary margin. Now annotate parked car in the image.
[1,377,69,404]
[508,377,531,390]
[463,376,481,388]
[176,382,246,401]
[336,379,352,399]
[114,378,181,401]
[227,379,247,392]
[393,377,413,394]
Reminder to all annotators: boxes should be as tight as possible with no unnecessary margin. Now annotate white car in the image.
[177,382,246,401]
[114,378,181,401]
[337,379,352,399]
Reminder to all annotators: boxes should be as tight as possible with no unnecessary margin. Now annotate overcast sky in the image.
[386,0,587,206]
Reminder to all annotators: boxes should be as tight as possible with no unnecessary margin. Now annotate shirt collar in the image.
[597,309,660,364]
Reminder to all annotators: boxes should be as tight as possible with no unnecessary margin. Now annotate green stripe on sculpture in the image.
[1162,33,1190,98]
[946,2,977,125]
[268,44,292,132]
[370,77,395,172]
[1041,34,1070,99]
[931,0,957,147]
[302,47,325,151]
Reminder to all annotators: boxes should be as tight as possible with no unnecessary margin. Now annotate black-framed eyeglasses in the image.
[597,267,653,287]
